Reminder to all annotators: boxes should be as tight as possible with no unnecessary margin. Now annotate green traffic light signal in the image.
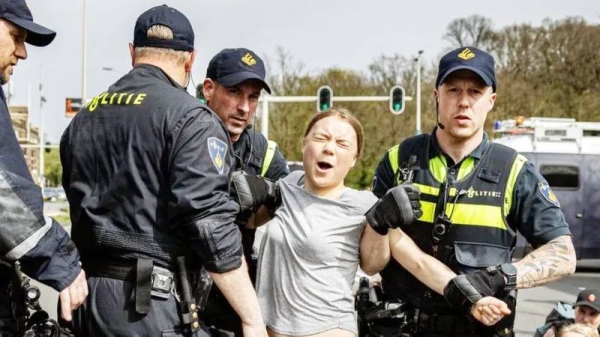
[389,85,405,114]
[317,86,333,112]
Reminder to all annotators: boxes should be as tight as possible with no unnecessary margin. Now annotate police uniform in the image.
[0,3,81,336]
[371,131,571,337]
[233,126,289,273]
[200,48,290,337]
[203,126,289,337]
[60,7,242,336]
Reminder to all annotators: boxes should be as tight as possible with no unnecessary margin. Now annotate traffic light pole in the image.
[258,95,413,139]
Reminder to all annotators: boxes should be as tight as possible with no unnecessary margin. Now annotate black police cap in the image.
[206,48,271,94]
[0,0,56,47]
[436,46,497,92]
[133,5,194,52]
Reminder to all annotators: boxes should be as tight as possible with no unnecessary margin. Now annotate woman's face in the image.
[302,116,358,195]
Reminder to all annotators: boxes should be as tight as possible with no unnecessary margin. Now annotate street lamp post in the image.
[38,66,47,191]
[415,50,423,135]
[82,0,88,103]
[101,67,124,73]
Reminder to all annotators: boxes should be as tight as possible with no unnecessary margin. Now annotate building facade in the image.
[9,105,41,183]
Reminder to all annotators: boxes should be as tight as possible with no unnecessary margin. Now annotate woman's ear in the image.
[301,138,306,154]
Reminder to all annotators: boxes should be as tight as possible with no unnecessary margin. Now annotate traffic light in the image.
[196,84,206,104]
[389,85,405,115]
[316,86,333,112]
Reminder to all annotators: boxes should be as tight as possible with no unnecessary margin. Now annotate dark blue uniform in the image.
[203,126,289,337]
[60,64,242,337]
[0,85,81,336]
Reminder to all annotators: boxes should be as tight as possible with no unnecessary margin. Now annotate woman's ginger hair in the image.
[558,324,599,337]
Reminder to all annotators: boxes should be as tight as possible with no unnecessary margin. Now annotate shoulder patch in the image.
[538,181,560,207]
[207,137,228,174]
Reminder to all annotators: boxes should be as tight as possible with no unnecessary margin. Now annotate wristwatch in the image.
[498,263,517,290]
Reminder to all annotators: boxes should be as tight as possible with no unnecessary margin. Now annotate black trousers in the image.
[202,287,242,337]
[0,286,14,337]
[0,266,15,337]
[72,276,211,337]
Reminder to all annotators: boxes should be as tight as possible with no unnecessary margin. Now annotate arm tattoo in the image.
[513,235,576,289]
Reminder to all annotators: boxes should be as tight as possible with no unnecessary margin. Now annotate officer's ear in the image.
[203,78,215,102]
[488,91,497,110]
[185,50,197,73]
[129,43,136,66]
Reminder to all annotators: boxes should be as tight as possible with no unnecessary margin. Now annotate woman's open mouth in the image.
[317,161,333,171]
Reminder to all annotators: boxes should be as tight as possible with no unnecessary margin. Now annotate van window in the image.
[540,165,579,188]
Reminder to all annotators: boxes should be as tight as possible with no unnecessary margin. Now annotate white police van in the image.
[493,117,600,260]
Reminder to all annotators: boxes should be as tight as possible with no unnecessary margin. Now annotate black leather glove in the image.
[365,183,422,235]
[230,172,280,213]
[444,267,507,311]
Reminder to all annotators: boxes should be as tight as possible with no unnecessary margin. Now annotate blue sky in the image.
[7,0,599,142]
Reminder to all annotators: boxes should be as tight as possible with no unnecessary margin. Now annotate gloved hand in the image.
[230,172,280,214]
[365,183,422,235]
[444,267,507,312]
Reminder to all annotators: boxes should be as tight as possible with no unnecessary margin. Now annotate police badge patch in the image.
[538,181,560,207]
[207,137,227,174]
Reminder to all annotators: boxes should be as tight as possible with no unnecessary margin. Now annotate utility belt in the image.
[408,309,479,336]
[406,289,516,337]
[84,257,202,334]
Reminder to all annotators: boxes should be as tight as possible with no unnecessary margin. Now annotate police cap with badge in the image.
[206,48,272,94]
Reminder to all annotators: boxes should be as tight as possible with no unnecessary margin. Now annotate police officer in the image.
[0,0,87,334]
[370,46,576,337]
[60,6,267,337]
[200,48,289,337]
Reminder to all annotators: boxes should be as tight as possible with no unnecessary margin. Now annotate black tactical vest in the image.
[381,134,524,312]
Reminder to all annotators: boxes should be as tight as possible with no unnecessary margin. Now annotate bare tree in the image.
[444,15,495,48]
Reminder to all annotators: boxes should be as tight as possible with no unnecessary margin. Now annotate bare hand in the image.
[242,323,268,337]
[471,296,512,326]
[59,269,88,321]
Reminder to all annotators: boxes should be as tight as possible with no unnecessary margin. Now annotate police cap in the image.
[0,0,56,46]
[206,48,271,94]
[436,46,497,92]
[133,4,194,52]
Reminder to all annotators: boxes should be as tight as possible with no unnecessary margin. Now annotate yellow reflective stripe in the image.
[260,141,278,177]
[419,201,437,223]
[503,154,527,215]
[415,183,457,197]
[448,187,457,197]
[429,156,447,182]
[387,145,400,184]
[414,183,439,196]
[457,157,475,180]
[449,204,507,230]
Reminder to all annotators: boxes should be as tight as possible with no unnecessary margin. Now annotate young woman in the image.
[250,108,508,337]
